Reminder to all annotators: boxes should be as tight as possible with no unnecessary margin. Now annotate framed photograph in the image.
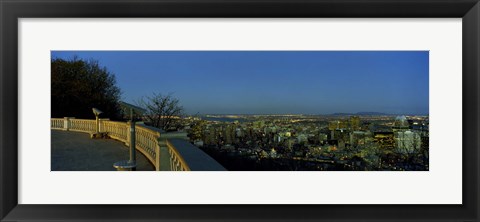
[1,0,479,221]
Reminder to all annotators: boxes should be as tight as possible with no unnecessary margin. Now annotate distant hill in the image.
[329,112,391,116]
[355,112,390,116]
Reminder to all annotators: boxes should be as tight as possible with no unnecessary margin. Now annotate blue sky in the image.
[51,51,429,115]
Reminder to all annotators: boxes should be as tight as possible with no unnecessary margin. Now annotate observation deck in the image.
[51,117,226,171]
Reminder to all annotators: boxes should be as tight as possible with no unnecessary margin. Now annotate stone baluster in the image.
[63,117,74,131]
[155,132,161,171]
[155,143,161,171]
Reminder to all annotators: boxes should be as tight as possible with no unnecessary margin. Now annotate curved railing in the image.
[70,119,96,133]
[165,138,226,171]
[51,118,64,129]
[102,121,129,142]
[135,126,160,166]
[51,118,225,171]
[166,140,191,171]
[51,118,161,171]
[51,118,96,133]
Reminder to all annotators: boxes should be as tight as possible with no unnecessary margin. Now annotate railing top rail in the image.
[167,139,226,171]
[166,140,191,171]
[104,120,127,124]
[71,119,96,122]
[136,124,161,137]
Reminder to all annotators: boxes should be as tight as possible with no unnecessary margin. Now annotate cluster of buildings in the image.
[184,114,429,171]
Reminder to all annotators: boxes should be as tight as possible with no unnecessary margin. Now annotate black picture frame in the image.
[1,0,479,221]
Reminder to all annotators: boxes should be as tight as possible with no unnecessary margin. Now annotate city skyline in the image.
[51,51,429,115]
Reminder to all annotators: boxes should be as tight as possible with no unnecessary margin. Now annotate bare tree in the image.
[137,93,184,131]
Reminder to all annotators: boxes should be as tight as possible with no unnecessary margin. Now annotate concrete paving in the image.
[51,130,154,171]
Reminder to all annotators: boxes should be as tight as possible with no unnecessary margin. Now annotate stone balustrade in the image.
[101,120,129,143]
[51,118,226,171]
[166,139,191,171]
[52,117,161,170]
[134,126,161,170]
[51,118,64,129]
[70,119,96,132]
[165,139,226,171]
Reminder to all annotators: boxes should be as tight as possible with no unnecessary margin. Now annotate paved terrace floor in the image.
[51,130,158,171]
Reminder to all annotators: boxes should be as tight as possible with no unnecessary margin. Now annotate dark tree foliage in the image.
[51,57,122,119]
